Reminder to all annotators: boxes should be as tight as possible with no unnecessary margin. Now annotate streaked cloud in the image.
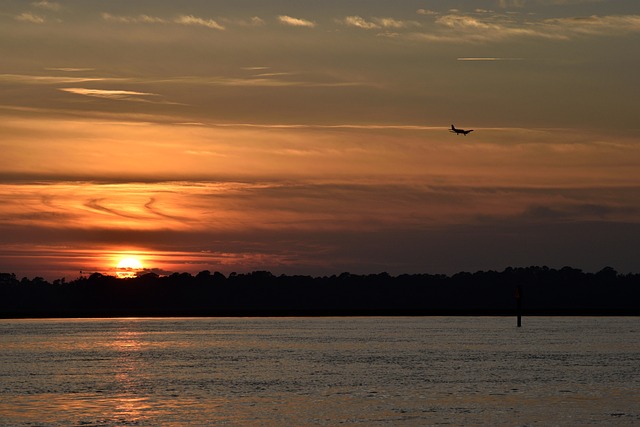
[227,16,265,27]
[403,13,640,43]
[434,14,560,41]
[45,68,96,72]
[342,16,380,30]
[144,74,371,88]
[375,18,420,29]
[500,0,605,6]
[543,15,640,37]
[498,0,527,7]
[31,0,60,11]
[341,16,421,30]
[101,13,225,30]
[2,177,639,278]
[278,15,316,28]
[15,12,45,24]
[457,57,525,61]
[2,180,637,237]
[0,73,115,84]
[59,88,163,103]
[101,13,167,24]
[175,15,225,30]
[417,9,438,16]
[0,70,370,96]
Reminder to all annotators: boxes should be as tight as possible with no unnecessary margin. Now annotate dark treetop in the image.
[1,266,638,318]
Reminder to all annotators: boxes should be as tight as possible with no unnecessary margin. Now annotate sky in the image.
[1,0,639,280]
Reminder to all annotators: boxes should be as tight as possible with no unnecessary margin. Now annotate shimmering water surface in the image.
[1,317,638,426]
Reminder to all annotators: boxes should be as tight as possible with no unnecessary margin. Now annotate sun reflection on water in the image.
[110,323,152,424]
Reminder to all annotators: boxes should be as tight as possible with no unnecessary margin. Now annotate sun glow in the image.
[116,257,144,278]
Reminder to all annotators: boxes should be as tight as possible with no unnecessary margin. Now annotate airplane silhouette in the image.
[450,124,474,136]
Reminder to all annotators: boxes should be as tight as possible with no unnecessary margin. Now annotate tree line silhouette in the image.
[1,266,638,317]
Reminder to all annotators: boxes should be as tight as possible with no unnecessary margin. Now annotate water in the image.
[0,317,638,426]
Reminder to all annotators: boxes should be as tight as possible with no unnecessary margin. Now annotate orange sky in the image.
[2,1,640,279]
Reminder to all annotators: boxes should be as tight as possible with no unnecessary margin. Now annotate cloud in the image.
[375,18,420,29]
[0,70,370,95]
[2,179,639,278]
[15,12,45,24]
[101,13,167,24]
[226,16,265,27]
[59,88,163,103]
[149,74,371,88]
[498,0,527,7]
[85,198,146,220]
[403,13,640,43]
[45,68,96,72]
[278,15,316,28]
[0,73,114,84]
[341,16,421,30]
[31,0,60,11]
[543,15,640,37]
[457,57,525,61]
[417,9,438,16]
[342,16,380,30]
[175,15,225,30]
[435,14,557,40]
[500,0,605,6]
[101,13,225,29]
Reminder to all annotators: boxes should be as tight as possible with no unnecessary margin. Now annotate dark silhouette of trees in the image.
[0,266,638,317]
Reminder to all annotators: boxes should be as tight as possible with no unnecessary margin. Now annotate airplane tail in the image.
[451,124,455,130]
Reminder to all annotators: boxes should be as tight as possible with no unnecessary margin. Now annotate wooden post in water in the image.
[515,285,523,327]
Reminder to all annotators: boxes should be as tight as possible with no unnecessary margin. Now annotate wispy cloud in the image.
[59,88,164,103]
[499,0,605,6]
[403,13,640,43]
[543,15,640,37]
[138,74,372,88]
[175,15,225,30]
[498,0,527,7]
[101,13,167,24]
[342,16,380,30]
[0,70,370,93]
[31,0,60,11]
[376,17,421,29]
[224,16,265,27]
[0,74,115,84]
[457,57,525,61]
[278,15,316,28]
[340,16,421,30]
[417,9,438,16]
[101,13,225,30]
[434,14,559,41]
[45,68,96,72]
[15,12,45,24]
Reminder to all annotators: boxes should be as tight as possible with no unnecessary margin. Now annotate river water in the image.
[0,317,638,426]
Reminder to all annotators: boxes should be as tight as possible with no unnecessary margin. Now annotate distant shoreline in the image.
[2,311,639,320]
[3,267,639,319]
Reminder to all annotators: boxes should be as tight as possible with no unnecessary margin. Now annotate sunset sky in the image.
[2,0,639,280]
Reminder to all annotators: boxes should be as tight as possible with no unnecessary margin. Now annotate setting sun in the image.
[117,257,143,270]
[116,257,144,278]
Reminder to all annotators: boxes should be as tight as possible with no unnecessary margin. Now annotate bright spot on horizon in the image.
[116,257,144,278]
